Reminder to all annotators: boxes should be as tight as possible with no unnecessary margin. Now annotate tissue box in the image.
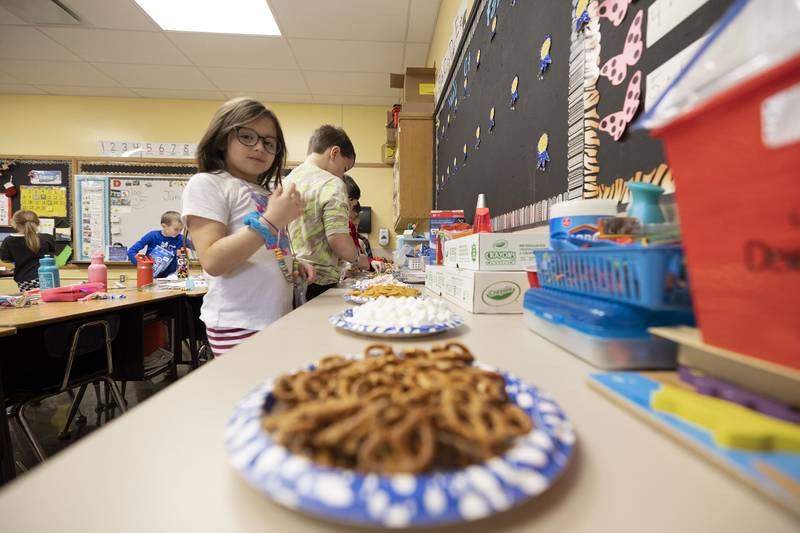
[427,265,526,314]
[443,233,548,271]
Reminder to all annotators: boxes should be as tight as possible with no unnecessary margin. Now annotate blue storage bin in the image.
[523,288,694,369]
[533,244,691,311]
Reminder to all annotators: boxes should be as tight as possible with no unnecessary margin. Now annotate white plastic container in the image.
[549,199,618,241]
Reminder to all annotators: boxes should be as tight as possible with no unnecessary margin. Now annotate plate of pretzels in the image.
[225,342,575,528]
[345,284,421,305]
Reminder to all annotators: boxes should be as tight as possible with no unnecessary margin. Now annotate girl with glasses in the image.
[181,97,315,356]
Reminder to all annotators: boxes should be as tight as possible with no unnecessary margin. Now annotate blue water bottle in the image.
[38,254,61,289]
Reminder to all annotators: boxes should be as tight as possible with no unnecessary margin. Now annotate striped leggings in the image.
[206,327,258,356]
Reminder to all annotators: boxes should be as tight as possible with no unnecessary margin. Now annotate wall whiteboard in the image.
[108,177,187,250]
[75,175,187,261]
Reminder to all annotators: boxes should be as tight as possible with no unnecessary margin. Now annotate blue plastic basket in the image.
[533,245,691,310]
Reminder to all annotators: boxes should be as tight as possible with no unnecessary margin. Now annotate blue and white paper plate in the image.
[225,365,576,528]
[329,308,464,338]
[343,293,373,305]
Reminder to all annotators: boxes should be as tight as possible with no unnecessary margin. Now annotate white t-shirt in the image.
[181,171,292,331]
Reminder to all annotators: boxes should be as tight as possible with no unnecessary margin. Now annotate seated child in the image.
[127,211,184,277]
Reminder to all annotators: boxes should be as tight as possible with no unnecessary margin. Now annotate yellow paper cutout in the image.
[540,37,552,60]
[538,133,549,152]
[419,83,435,95]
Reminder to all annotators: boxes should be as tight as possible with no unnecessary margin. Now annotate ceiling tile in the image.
[407,0,441,42]
[404,42,429,68]
[313,94,398,106]
[0,26,80,61]
[225,91,314,104]
[167,33,297,69]
[0,5,26,24]
[304,71,398,97]
[41,28,190,65]
[94,63,216,90]
[0,84,47,94]
[0,60,120,86]
[291,39,402,73]
[201,67,307,93]
[37,85,138,97]
[269,0,409,41]
[133,88,226,100]
[62,0,159,30]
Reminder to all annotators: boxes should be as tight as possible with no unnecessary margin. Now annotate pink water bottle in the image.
[88,253,108,290]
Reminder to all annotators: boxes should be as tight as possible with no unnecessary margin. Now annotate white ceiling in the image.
[0,0,441,105]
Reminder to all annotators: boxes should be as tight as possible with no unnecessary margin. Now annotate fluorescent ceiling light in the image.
[134,0,281,36]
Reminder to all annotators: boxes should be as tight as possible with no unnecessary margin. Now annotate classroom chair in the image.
[5,316,126,463]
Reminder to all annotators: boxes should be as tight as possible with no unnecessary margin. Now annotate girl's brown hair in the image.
[196,97,287,191]
[12,210,40,254]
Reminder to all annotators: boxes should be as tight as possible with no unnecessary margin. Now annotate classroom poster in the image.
[20,185,67,217]
[0,196,10,226]
[28,169,62,185]
[38,218,55,235]
[78,178,108,260]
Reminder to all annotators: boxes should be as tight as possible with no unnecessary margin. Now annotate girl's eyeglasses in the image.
[235,126,281,155]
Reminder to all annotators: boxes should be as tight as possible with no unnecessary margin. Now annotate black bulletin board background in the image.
[435,0,572,223]
[0,158,72,255]
[595,0,734,187]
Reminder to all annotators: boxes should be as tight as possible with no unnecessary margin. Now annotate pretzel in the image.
[350,284,420,298]
[261,343,533,473]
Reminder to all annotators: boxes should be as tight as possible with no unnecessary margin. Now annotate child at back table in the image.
[127,211,184,278]
[0,210,57,292]
[182,97,314,356]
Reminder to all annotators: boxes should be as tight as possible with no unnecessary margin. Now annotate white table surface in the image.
[0,288,796,532]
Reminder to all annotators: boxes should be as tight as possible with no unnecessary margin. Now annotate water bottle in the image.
[87,253,108,290]
[136,254,154,288]
[38,254,61,289]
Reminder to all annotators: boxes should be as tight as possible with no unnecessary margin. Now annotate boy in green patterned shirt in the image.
[285,125,370,300]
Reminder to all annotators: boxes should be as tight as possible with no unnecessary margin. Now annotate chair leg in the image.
[16,402,47,463]
[108,380,128,418]
[58,384,88,439]
[102,378,127,415]
[92,382,103,426]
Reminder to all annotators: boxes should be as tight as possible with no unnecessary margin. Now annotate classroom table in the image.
[0,289,185,484]
[0,289,183,328]
[0,288,795,532]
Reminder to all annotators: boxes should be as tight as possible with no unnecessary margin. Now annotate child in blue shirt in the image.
[127,211,184,277]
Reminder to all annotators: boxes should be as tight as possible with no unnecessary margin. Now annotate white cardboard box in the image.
[427,265,527,314]
[424,264,446,295]
[443,233,548,271]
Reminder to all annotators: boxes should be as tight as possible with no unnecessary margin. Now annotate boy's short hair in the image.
[161,211,181,225]
[307,125,356,160]
[342,174,360,201]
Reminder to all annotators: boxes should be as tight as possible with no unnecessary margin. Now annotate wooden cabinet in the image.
[392,112,433,232]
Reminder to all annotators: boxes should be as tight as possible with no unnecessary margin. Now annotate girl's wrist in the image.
[260,215,281,233]
[243,211,278,246]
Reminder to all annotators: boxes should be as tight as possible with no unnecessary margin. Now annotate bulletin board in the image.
[434,0,735,230]
[434,0,575,228]
[583,0,735,202]
[0,156,73,254]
